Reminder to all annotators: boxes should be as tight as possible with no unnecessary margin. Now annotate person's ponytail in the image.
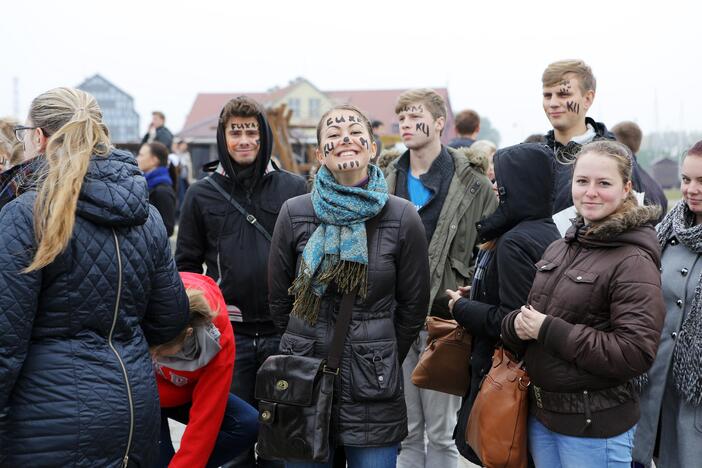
[24,88,110,272]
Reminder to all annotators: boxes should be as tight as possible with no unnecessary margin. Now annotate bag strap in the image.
[324,214,381,373]
[204,176,272,242]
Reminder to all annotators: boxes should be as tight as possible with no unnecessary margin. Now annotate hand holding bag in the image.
[410,316,472,396]
[466,346,530,468]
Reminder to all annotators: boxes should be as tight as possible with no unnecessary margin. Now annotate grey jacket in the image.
[268,194,430,446]
[385,146,498,318]
[633,238,702,467]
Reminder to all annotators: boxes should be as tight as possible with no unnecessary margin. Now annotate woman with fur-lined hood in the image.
[501,140,665,467]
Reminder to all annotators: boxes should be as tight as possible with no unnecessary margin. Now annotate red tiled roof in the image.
[180,85,456,142]
[181,92,268,135]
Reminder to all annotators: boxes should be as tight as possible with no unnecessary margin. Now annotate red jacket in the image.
[156,272,235,468]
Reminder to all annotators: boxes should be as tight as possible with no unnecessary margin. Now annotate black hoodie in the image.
[175,109,307,336]
[452,143,561,462]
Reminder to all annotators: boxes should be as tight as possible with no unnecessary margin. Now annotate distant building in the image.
[179,77,456,176]
[651,156,679,189]
[77,74,139,144]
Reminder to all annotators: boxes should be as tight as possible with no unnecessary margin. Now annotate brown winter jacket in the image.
[501,202,665,437]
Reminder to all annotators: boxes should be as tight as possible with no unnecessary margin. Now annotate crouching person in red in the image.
[152,272,259,467]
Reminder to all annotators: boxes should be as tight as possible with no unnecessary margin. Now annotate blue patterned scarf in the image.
[290,164,388,324]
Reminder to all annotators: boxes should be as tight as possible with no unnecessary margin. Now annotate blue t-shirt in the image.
[407,171,431,210]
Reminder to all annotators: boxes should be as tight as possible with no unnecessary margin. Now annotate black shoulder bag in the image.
[254,217,379,463]
[204,176,272,242]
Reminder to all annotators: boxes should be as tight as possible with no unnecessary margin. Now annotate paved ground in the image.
[168,419,185,451]
[168,419,480,466]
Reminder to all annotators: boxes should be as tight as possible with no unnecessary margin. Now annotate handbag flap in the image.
[426,316,461,339]
[255,354,325,406]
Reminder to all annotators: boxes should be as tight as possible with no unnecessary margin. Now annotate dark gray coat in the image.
[633,238,702,467]
[268,194,429,446]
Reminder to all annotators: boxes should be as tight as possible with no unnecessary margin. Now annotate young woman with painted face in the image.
[632,141,702,468]
[0,87,188,467]
[268,104,430,468]
[501,140,665,467]
[153,272,258,468]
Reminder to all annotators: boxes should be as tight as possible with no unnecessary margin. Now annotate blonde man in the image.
[542,60,617,214]
[384,88,497,468]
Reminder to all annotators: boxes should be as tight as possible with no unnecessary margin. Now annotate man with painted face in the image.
[542,60,662,220]
[384,89,498,468]
[175,96,307,467]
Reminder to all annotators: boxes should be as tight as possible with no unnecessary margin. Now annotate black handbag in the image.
[254,218,378,463]
[254,291,354,463]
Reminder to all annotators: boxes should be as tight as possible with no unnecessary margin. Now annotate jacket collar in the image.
[396,145,453,194]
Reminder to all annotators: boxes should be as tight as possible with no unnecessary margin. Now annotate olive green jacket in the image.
[384,146,498,319]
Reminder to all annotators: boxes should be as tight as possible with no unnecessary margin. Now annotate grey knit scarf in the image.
[657,200,702,406]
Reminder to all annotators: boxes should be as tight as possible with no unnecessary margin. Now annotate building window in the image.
[308,98,321,119]
[288,98,301,118]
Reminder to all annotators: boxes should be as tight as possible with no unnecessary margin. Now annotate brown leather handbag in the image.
[466,346,530,468]
[410,316,472,396]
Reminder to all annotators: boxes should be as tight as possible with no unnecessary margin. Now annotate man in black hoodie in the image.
[542,60,665,221]
[175,96,306,467]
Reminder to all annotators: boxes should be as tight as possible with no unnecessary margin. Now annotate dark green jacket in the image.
[385,146,498,318]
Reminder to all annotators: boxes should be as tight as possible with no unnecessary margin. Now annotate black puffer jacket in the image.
[0,149,189,467]
[268,194,429,446]
[452,143,560,461]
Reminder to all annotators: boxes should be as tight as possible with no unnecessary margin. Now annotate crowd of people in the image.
[0,58,697,468]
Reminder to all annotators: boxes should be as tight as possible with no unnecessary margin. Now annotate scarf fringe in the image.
[289,257,368,325]
[672,329,702,406]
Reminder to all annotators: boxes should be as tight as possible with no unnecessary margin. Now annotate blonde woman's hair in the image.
[153,288,218,352]
[185,288,218,326]
[24,87,111,272]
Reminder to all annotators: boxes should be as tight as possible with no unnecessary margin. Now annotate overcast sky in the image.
[1,0,698,146]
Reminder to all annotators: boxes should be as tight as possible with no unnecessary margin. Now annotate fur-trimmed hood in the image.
[566,200,662,264]
[449,145,489,175]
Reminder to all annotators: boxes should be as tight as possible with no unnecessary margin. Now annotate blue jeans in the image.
[286,445,399,468]
[157,393,259,468]
[528,417,635,468]
[227,331,283,468]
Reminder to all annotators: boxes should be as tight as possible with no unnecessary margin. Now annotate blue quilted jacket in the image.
[0,149,189,467]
